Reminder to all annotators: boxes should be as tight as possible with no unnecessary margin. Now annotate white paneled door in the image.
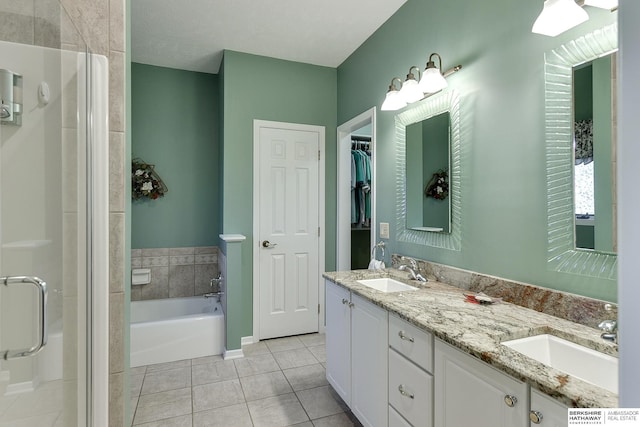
[255,121,324,340]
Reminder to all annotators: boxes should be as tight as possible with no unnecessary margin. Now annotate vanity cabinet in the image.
[325,280,389,427]
[325,280,352,403]
[435,339,528,427]
[529,389,569,427]
[326,279,571,427]
[388,314,434,427]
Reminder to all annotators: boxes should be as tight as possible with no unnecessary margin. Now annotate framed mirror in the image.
[545,23,617,279]
[395,90,461,250]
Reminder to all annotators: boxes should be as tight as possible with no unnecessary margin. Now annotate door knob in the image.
[262,240,278,248]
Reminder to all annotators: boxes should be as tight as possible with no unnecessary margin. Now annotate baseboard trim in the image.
[223,348,244,360]
[4,378,37,396]
[241,336,254,346]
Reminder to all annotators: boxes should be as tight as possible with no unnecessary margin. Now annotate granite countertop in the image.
[323,268,618,408]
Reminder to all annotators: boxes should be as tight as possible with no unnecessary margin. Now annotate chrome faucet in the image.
[398,259,427,282]
[598,319,618,344]
[204,273,224,301]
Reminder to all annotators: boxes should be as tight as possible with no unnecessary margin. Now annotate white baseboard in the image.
[223,348,244,360]
[223,336,256,360]
[0,370,9,396]
[4,378,37,396]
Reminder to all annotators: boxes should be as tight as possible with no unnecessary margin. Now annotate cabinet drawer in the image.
[389,349,433,427]
[389,313,433,373]
[389,405,413,427]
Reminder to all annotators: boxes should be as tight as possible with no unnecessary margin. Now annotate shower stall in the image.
[0,2,109,425]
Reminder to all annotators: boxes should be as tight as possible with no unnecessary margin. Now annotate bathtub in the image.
[130,296,224,367]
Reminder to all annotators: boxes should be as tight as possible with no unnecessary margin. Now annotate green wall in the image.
[574,65,593,122]
[221,51,337,347]
[337,0,617,301]
[131,63,220,248]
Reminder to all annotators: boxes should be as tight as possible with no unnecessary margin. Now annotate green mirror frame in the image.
[395,90,462,250]
[545,23,617,280]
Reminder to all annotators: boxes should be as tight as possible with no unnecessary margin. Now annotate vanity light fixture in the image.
[532,0,616,37]
[419,53,448,94]
[583,0,617,10]
[381,53,462,111]
[381,77,407,111]
[399,66,424,104]
[532,0,588,36]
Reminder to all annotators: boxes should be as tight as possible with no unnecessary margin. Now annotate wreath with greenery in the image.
[132,158,168,200]
[424,169,449,200]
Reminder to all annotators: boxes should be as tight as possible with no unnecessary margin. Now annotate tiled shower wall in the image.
[131,247,219,301]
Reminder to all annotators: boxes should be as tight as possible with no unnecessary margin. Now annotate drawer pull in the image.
[342,298,348,305]
[504,395,518,407]
[348,302,354,308]
[398,384,414,399]
[398,331,415,342]
[530,410,543,424]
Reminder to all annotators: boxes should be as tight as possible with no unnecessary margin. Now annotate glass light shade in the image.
[399,79,424,104]
[532,0,589,37]
[381,90,407,111]
[584,0,617,9]
[419,67,448,94]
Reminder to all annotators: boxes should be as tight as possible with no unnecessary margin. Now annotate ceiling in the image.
[131,0,407,74]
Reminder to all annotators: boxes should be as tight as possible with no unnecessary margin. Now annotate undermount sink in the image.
[356,278,417,293]
[502,334,618,393]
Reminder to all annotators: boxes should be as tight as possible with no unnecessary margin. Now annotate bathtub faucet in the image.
[210,273,223,290]
[204,291,224,302]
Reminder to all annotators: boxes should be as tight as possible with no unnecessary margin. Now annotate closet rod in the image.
[351,135,371,142]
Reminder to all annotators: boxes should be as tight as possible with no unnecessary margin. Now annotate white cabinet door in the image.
[530,389,568,427]
[435,339,528,427]
[351,293,389,427]
[325,280,352,405]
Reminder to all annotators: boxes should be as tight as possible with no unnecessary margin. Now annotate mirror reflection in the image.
[573,52,617,253]
[406,112,451,233]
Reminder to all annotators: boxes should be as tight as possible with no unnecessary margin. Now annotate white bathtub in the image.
[130,296,224,367]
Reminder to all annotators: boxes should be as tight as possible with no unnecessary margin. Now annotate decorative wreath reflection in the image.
[132,158,168,200]
[424,169,449,200]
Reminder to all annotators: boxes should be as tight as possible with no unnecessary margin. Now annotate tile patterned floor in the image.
[130,333,362,427]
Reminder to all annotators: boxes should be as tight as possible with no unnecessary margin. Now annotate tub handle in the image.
[210,273,223,286]
[0,276,48,360]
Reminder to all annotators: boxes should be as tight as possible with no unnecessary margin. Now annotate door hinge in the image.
[318,227,320,237]
[318,304,320,314]
[318,150,321,161]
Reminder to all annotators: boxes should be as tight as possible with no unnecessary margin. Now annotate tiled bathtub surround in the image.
[131,247,219,301]
[391,254,617,329]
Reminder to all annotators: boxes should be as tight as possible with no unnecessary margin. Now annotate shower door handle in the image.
[0,276,48,360]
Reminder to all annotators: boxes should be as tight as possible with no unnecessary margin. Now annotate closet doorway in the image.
[337,108,377,271]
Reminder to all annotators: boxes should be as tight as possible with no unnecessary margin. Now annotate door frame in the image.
[336,108,377,271]
[252,120,326,341]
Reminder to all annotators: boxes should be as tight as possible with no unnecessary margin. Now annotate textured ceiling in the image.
[132,0,407,74]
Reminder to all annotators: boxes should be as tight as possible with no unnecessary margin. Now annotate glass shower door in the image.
[0,5,91,425]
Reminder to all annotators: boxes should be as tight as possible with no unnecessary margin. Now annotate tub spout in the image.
[204,291,224,302]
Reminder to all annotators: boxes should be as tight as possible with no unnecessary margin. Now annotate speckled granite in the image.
[391,254,618,329]
[323,268,618,409]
